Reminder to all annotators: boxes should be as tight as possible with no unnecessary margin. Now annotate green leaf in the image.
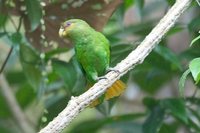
[16,83,36,108]
[132,45,182,93]
[111,44,133,55]
[21,63,43,93]
[133,66,171,93]
[70,113,145,133]
[143,97,158,109]
[166,25,184,36]
[11,32,22,45]
[159,123,178,133]
[143,106,165,133]
[45,97,71,123]
[136,0,144,9]
[180,45,200,60]
[70,59,86,95]
[52,58,86,94]
[154,45,182,70]
[188,108,200,123]
[179,69,190,97]
[0,14,8,28]
[124,0,135,10]
[135,0,145,17]
[190,34,200,47]
[6,71,26,85]
[20,44,43,93]
[187,108,200,132]
[166,0,175,6]
[0,92,11,117]
[160,99,188,124]
[0,32,6,37]
[24,0,42,31]
[189,57,200,84]
[95,95,112,116]
[111,44,133,66]
[52,59,76,91]
[0,125,12,133]
[188,118,200,132]
[20,44,39,64]
[108,122,142,133]
[186,97,200,105]
[110,20,155,38]
[44,90,67,108]
[108,97,118,113]
[188,17,200,32]
[45,48,69,60]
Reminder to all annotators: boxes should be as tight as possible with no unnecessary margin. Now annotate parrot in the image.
[59,19,126,106]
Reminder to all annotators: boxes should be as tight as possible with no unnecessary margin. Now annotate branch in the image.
[0,16,23,74]
[0,47,13,74]
[39,0,192,132]
[0,74,35,133]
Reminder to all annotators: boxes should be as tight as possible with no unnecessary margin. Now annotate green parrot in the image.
[59,19,126,106]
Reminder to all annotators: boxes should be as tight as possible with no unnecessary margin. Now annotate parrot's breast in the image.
[74,32,110,82]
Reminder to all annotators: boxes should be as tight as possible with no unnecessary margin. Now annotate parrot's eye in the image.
[66,23,71,26]
[64,22,71,28]
[61,22,71,29]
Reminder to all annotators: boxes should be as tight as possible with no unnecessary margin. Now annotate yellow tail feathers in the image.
[89,80,126,107]
[105,80,126,100]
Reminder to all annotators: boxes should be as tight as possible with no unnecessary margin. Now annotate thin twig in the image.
[39,0,192,132]
[9,16,17,30]
[0,16,23,74]
[17,16,23,32]
[0,46,13,74]
[0,74,35,133]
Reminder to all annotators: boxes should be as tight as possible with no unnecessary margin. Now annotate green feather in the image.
[61,19,110,83]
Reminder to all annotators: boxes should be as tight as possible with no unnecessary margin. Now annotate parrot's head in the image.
[59,19,91,38]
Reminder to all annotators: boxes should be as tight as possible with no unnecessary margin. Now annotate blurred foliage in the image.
[0,0,200,133]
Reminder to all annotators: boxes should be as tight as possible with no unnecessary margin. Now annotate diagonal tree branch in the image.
[0,74,35,133]
[39,0,192,132]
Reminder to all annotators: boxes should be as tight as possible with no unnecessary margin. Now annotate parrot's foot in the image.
[96,76,107,81]
[94,68,121,82]
[106,67,120,74]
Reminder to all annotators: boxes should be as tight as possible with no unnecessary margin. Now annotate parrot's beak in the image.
[59,22,74,37]
[59,28,66,37]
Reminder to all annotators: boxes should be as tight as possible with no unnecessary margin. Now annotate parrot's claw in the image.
[96,76,107,81]
[106,67,120,74]
[96,68,120,81]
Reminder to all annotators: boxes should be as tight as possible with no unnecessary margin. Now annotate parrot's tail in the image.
[89,80,126,107]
